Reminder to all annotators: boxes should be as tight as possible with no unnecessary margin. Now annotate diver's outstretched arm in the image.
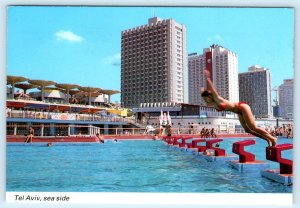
[204,70,221,99]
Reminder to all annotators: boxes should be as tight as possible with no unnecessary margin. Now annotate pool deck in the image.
[6,133,255,143]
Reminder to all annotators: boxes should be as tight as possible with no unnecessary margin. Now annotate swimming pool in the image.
[6,138,293,193]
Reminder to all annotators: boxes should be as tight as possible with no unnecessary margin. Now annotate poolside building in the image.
[132,102,292,134]
[238,65,273,118]
[6,75,140,137]
[121,17,187,108]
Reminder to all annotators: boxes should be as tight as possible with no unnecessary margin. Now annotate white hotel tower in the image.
[121,17,187,108]
[188,44,239,105]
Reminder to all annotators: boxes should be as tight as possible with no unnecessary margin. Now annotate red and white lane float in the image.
[228,139,269,172]
[261,144,293,185]
[201,139,238,162]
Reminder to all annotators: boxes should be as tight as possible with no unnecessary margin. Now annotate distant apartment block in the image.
[188,44,239,105]
[121,17,186,108]
[278,79,294,119]
[239,65,272,118]
[188,53,202,105]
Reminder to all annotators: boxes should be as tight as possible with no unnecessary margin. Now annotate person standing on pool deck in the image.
[24,126,34,143]
[201,70,277,147]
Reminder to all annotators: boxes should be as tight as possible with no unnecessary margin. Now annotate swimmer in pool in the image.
[96,133,105,143]
[201,70,277,147]
[153,134,159,140]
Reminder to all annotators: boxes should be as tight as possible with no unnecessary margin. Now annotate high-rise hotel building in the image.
[188,52,203,105]
[188,44,239,105]
[278,79,294,119]
[121,17,187,108]
[238,65,272,118]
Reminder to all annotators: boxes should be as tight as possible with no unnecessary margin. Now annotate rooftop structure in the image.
[6,75,119,107]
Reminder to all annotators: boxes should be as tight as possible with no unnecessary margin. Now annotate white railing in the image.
[6,123,249,137]
[6,109,132,123]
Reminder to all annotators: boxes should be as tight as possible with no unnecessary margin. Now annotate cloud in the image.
[207,34,225,43]
[55,30,83,42]
[102,53,121,66]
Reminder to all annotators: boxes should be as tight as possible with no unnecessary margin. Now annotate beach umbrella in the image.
[79,87,102,106]
[55,83,80,103]
[101,89,120,103]
[7,75,29,99]
[77,91,102,98]
[28,79,56,102]
[14,83,37,94]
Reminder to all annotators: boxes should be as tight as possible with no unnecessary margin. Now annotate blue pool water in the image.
[7,138,293,193]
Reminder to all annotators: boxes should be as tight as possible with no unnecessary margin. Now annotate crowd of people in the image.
[199,127,217,138]
[266,124,293,139]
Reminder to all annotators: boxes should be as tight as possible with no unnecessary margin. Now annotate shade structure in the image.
[75,91,101,105]
[28,80,56,102]
[7,101,26,108]
[7,76,29,99]
[101,89,120,103]
[49,105,71,112]
[55,84,80,103]
[38,87,66,99]
[68,89,81,96]
[68,89,81,104]
[77,91,102,97]
[14,83,37,94]
[38,86,63,91]
[78,87,102,106]
[80,108,103,114]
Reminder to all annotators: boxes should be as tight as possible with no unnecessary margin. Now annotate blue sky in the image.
[7,6,294,103]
